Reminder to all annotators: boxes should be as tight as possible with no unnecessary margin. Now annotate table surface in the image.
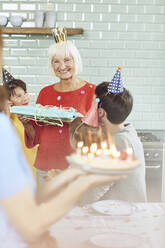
[50,202,165,248]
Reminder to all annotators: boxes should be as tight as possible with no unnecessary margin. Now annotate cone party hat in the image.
[82,102,99,127]
[107,66,123,94]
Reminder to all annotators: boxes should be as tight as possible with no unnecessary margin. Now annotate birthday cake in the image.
[67,142,140,173]
[68,152,139,172]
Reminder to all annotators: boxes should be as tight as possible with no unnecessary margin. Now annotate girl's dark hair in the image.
[4,79,27,99]
[0,86,7,112]
[95,82,133,124]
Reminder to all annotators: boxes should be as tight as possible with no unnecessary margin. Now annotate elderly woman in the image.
[23,28,95,183]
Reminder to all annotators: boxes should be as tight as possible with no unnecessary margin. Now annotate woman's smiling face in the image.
[51,54,75,80]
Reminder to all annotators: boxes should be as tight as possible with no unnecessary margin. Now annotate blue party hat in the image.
[107,66,123,94]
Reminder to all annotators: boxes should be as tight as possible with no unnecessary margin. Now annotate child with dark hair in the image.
[94,67,147,202]
[69,67,147,204]
[4,79,28,106]
[95,82,133,125]
[4,79,37,177]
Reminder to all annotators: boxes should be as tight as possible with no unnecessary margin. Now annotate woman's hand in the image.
[17,114,30,126]
[28,231,57,248]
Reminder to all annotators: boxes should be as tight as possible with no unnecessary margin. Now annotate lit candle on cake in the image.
[96,149,102,156]
[77,141,84,149]
[82,146,89,155]
[90,143,97,154]
[101,141,107,150]
[76,141,84,154]
[110,144,120,158]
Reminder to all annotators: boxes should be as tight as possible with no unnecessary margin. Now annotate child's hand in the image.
[18,116,35,140]
[18,115,30,125]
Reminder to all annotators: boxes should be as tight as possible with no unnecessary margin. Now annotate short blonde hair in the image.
[48,40,83,76]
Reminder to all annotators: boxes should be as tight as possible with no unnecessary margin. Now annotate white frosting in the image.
[70,153,139,171]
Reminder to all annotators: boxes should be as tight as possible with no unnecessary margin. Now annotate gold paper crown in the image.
[52,27,67,43]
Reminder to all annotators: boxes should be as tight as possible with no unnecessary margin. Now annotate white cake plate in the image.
[66,156,140,175]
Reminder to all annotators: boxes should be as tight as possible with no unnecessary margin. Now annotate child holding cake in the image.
[69,66,147,204]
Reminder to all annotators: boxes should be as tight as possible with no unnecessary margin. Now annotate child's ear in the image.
[98,108,105,119]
